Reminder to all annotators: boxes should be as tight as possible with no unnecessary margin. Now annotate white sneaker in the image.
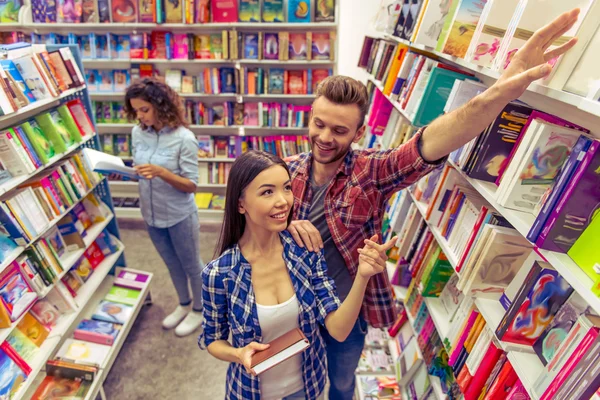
[162,305,191,329]
[174,310,203,337]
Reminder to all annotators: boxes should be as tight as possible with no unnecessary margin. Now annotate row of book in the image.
[0,153,103,250]
[0,42,86,116]
[28,0,336,24]
[241,66,331,95]
[0,230,122,398]
[198,134,310,159]
[0,100,96,184]
[30,269,150,399]
[379,0,600,97]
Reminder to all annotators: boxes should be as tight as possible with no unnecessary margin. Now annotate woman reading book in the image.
[199,151,394,399]
[124,77,204,337]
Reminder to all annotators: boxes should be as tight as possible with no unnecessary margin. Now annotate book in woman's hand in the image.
[250,328,309,375]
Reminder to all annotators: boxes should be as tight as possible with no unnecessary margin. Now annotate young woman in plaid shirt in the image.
[199,151,395,400]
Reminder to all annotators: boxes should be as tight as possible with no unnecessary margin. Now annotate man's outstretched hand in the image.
[495,8,580,101]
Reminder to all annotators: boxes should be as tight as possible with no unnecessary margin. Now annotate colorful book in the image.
[56,338,111,367]
[287,0,311,23]
[92,300,134,325]
[104,286,141,306]
[112,0,137,22]
[239,0,260,22]
[74,319,121,346]
[314,0,334,22]
[0,265,38,321]
[262,0,284,22]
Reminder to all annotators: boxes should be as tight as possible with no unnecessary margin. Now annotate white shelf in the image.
[423,297,450,339]
[199,157,236,163]
[90,92,237,99]
[114,207,224,222]
[0,134,95,197]
[243,94,315,99]
[0,176,105,277]
[96,123,307,136]
[12,244,125,400]
[14,22,337,32]
[83,58,334,66]
[407,192,461,272]
[0,86,86,130]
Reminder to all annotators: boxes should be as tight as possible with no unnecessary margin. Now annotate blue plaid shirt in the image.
[198,231,341,400]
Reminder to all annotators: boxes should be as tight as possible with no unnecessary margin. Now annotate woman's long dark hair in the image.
[215,151,294,257]
[124,77,189,129]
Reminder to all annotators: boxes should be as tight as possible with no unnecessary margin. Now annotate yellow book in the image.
[465,315,486,353]
[383,45,409,96]
[195,193,213,209]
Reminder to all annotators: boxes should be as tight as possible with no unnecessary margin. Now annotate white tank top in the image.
[256,294,305,400]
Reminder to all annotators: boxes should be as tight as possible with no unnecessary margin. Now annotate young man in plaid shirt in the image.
[285,9,580,399]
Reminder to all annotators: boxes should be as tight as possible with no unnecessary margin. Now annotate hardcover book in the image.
[56,338,110,367]
[314,0,334,22]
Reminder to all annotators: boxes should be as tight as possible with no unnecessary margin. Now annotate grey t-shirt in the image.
[308,177,353,300]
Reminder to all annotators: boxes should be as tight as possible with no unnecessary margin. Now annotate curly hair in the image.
[124,77,188,129]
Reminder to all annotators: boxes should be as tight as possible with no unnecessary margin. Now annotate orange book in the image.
[383,45,409,96]
[17,312,50,347]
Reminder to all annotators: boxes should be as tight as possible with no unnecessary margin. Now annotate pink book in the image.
[172,34,189,60]
[506,380,530,399]
[494,110,589,185]
[464,341,503,400]
[211,0,238,22]
[541,327,600,400]
[449,310,479,367]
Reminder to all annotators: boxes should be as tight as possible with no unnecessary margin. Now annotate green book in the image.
[20,120,55,164]
[413,67,477,127]
[568,213,600,295]
[35,112,68,153]
[57,105,83,143]
[105,286,142,306]
[435,0,462,52]
[49,109,75,147]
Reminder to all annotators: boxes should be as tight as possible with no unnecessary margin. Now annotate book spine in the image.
[527,136,590,242]
[536,141,600,250]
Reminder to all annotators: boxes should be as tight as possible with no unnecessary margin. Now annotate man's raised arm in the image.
[418,9,580,162]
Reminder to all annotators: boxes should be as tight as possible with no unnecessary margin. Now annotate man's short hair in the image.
[315,76,369,129]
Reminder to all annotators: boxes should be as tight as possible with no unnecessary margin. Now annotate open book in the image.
[250,328,310,375]
[82,148,138,179]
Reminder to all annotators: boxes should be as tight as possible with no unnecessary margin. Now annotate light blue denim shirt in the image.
[132,124,198,228]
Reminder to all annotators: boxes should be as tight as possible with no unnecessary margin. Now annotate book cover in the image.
[6,328,39,365]
[31,377,89,400]
[540,141,600,253]
[239,0,260,22]
[500,265,574,346]
[262,0,284,22]
[568,212,600,293]
[0,342,27,398]
[165,0,183,22]
[31,0,57,23]
[243,34,259,59]
[442,0,486,58]
[138,0,156,22]
[12,56,52,101]
[533,292,589,365]
[0,265,37,321]
[311,32,331,60]
[82,0,99,22]
[105,286,141,306]
[289,33,307,60]
[92,300,134,325]
[263,33,279,60]
[211,0,238,22]
[0,60,36,104]
[30,298,60,328]
[56,338,111,367]
[288,0,310,22]
[315,0,334,22]
[57,0,82,23]
[268,68,284,94]
[112,0,138,22]
[114,270,150,290]
[74,319,121,346]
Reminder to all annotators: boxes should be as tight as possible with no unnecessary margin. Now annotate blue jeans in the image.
[146,212,204,311]
[320,316,368,400]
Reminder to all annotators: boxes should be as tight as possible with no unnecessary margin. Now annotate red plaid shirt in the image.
[287,130,442,328]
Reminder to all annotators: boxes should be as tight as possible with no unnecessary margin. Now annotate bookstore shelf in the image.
[13,244,125,400]
[17,22,338,33]
[0,86,86,130]
[386,261,407,302]
[0,135,95,197]
[90,92,238,100]
[82,58,335,67]
[423,297,450,340]
[40,214,115,297]
[367,77,416,124]
[96,123,308,136]
[403,310,448,400]
[378,34,600,121]
[114,206,224,221]
[243,94,315,99]
[0,177,105,277]
[0,214,115,346]
[407,192,460,270]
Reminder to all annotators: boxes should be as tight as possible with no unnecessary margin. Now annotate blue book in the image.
[13,127,42,168]
[243,34,259,59]
[92,300,134,325]
[0,204,29,246]
[0,60,36,103]
[287,0,311,22]
[527,135,593,243]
